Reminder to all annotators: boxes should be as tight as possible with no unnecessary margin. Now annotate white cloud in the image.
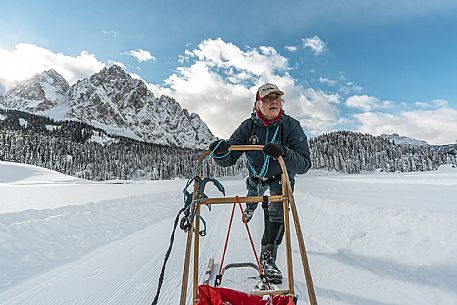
[178,50,193,64]
[289,87,341,135]
[156,38,340,138]
[319,77,337,85]
[302,36,326,55]
[339,81,363,94]
[4,40,454,146]
[432,99,448,108]
[284,45,298,52]
[351,84,363,93]
[346,95,392,111]
[415,101,432,107]
[0,43,105,87]
[107,60,126,69]
[189,38,289,79]
[354,107,457,145]
[102,30,117,38]
[164,61,253,138]
[125,49,156,62]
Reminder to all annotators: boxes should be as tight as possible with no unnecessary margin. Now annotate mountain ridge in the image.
[381,133,429,147]
[0,66,216,149]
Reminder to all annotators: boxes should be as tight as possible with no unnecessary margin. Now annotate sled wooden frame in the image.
[179,145,318,305]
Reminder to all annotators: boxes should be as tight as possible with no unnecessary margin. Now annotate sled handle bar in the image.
[214,262,261,287]
[228,144,265,151]
[199,144,267,160]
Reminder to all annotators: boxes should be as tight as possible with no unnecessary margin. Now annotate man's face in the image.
[258,93,282,120]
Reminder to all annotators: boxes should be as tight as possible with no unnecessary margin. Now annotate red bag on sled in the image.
[196,285,295,305]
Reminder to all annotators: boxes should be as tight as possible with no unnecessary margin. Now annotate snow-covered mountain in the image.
[0,66,216,149]
[382,133,456,154]
[381,133,429,146]
[67,65,216,148]
[1,69,70,113]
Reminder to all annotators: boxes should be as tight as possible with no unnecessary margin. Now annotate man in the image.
[209,83,311,284]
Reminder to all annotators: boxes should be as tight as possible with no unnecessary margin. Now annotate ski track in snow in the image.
[292,188,457,305]
[1,167,457,305]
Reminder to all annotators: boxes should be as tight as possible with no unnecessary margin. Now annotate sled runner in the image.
[179,145,318,305]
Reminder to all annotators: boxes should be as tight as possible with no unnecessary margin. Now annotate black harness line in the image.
[151,176,225,305]
[151,206,186,305]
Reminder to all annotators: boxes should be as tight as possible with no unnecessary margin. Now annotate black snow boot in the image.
[260,244,282,284]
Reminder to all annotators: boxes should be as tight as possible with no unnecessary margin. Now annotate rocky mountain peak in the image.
[28,69,69,91]
[106,64,127,75]
[90,65,131,83]
[67,66,215,148]
[1,66,216,149]
[0,70,69,112]
[42,69,64,79]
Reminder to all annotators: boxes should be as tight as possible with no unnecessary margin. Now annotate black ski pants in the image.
[245,176,295,247]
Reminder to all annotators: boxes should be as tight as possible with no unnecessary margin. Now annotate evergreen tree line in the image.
[0,109,245,180]
[0,109,455,180]
[309,131,456,173]
[0,129,246,180]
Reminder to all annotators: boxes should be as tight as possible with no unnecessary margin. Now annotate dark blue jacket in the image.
[213,112,311,180]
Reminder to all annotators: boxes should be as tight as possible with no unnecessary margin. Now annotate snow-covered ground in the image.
[1,160,457,305]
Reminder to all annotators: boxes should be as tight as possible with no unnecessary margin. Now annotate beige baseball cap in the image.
[257,83,284,100]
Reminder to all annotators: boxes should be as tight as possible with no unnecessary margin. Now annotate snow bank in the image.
[0,161,185,213]
[293,173,457,303]
[0,192,181,291]
[298,192,457,264]
[0,161,81,184]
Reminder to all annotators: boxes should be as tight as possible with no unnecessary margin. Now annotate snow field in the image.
[296,192,457,304]
[1,162,456,304]
[0,192,181,292]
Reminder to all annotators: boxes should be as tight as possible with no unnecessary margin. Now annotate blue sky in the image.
[1,0,457,144]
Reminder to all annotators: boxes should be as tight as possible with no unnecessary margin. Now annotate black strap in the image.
[151,207,185,305]
[263,196,269,205]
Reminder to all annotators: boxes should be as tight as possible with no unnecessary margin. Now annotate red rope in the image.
[218,196,264,278]
[236,196,264,275]
[218,203,236,275]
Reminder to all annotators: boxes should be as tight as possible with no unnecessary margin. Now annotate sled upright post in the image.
[179,145,317,305]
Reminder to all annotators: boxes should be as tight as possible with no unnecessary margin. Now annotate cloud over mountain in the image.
[0,43,105,88]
